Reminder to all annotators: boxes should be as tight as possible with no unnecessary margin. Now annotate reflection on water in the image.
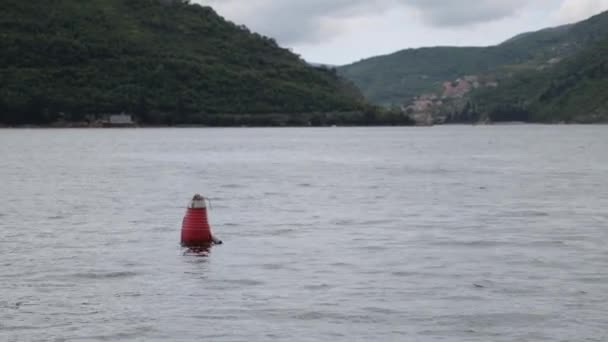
[182,246,214,257]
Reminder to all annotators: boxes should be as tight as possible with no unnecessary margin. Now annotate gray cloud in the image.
[557,0,608,23]
[405,0,530,27]
[198,0,387,44]
[195,0,539,44]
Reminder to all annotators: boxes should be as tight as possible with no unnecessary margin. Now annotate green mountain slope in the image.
[471,37,608,123]
[0,0,370,126]
[338,11,608,106]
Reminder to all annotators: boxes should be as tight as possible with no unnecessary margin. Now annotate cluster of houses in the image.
[405,75,499,125]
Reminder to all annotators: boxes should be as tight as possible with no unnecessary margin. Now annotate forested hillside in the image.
[338,11,608,108]
[471,37,608,123]
[0,0,388,126]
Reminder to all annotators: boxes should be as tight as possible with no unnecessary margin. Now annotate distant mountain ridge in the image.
[338,10,608,122]
[469,36,608,123]
[501,24,573,45]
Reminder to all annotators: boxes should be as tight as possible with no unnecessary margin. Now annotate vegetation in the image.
[0,0,403,126]
[470,37,608,123]
[338,11,608,108]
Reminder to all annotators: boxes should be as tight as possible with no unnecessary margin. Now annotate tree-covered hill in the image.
[338,11,608,106]
[470,37,608,123]
[0,0,380,126]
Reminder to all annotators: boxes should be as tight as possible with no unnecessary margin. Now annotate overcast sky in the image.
[194,0,608,65]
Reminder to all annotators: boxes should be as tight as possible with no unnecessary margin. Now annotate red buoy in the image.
[181,194,222,247]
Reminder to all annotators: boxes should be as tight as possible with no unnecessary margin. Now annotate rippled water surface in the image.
[1,126,608,341]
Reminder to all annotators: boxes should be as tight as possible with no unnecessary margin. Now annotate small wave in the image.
[192,314,241,321]
[303,283,332,291]
[219,279,265,286]
[363,306,401,315]
[362,245,388,252]
[359,219,396,225]
[290,310,378,323]
[332,219,356,226]
[267,222,314,228]
[506,210,550,217]
[293,311,327,320]
[270,228,297,236]
[441,295,486,301]
[431,240,510,247]
[79,328,155,341]
[527,240,566,247]
[71,271,139,280]
[260,263,285,270]
[435,312,548,326]
[0,325,42,332]
[391,271,418,277]
[220,184,245,189]
[114,291,142,298]
[576,277,608,283]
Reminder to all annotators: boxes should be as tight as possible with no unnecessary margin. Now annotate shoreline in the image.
[1,122,606,129]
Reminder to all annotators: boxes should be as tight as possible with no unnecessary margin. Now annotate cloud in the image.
[404,0,530,27]
[557,0,608,24]
[194,0,536,45]
[196,0,390,44]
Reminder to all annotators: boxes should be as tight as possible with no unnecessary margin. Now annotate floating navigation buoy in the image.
[181,194,222,247]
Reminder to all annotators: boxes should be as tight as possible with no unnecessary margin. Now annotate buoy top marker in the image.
[189,193,207,209]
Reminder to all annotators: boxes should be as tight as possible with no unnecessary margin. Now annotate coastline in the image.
[1,122,606,129]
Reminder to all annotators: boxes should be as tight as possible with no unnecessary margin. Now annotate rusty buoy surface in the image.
[181,194,222,247]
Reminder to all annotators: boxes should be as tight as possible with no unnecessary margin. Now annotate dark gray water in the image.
[1,126,607,341]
